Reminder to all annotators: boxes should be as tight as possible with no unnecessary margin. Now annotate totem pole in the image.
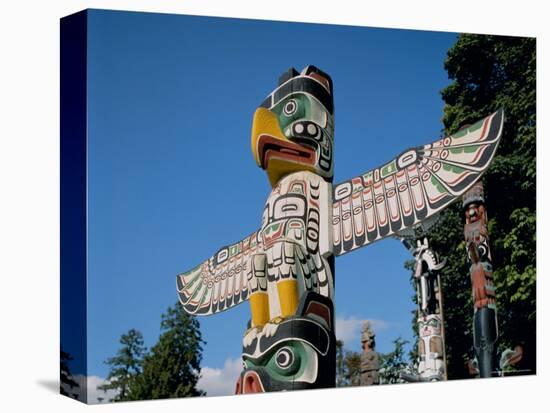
[176,65,503,393]
[403,238,447,382]
[463,181,498,378]
[360,321,380,385]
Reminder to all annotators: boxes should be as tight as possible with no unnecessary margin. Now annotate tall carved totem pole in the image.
[410,238,447,381]
[463,181,498,377]
[176,66,504,393]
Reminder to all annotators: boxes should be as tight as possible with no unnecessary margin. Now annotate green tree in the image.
[60,348,80,400]
[129,303,206,399]
[98,329,146,401]
[344,350,362,386]
[335,339,346,387]
[419,34,536,378]
[335,340,362,387]
[379,337,409,384]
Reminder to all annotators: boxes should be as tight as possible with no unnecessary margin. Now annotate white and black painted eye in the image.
[275,347,294,369]
[273,195,306,219]
[478,244,488,257]
[283,99,298,116]
[293,121,320,140]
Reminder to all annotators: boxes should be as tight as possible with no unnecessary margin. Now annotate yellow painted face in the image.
[251,107,317,187]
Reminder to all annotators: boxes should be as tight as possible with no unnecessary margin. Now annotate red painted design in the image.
[258,134,315,169]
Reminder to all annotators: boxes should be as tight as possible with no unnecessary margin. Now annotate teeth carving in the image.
[284,243,295,264]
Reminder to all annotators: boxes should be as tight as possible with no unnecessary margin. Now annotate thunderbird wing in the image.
[176,230,262,315]
[332,109,504,256]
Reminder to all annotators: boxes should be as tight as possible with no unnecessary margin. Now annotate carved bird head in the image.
[251,66,334,187]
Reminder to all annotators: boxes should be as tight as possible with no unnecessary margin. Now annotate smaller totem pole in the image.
[463,181,498,378]
[359,321,380,385]
[406,238,447,382]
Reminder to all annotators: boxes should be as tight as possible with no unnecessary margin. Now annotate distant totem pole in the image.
[176,66,504,393]
[360,322,380,385]
[463,181,498,378]
[411,238,447,381]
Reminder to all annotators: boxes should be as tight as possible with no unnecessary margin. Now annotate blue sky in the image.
[80,9,457,395]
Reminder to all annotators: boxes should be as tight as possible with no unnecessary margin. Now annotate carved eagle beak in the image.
[251,107,315,187]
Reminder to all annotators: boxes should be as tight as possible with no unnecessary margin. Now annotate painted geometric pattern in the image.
[332,109,504,256]
[177,231,263,315]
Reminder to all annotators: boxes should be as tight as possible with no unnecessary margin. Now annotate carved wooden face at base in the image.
[235,292,335,393]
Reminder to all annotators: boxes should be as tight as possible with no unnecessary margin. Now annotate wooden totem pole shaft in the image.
[400,237,447,382]
[436,272,448,380]
[463,180,498,378]
[413,238,446,381]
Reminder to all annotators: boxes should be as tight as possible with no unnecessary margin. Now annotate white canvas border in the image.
[0,1,547,412]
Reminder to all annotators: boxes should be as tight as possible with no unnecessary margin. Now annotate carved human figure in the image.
[176,66,503,392]
[463,181,498,378]
[359,321,380,385]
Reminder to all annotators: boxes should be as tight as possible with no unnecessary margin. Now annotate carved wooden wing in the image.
[176,231,262,315]
[332,109,504,256]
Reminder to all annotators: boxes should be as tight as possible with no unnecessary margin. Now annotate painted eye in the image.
[478,245,487,256]
[275,347,294,369]
[306,123,317,136]
[283,100,297,116]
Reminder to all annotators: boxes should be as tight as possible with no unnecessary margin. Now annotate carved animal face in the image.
[419,314,442,337]
[251,66,334,187]
[465,202,485,224]
[417,314,444,381]
[235,292,335,393]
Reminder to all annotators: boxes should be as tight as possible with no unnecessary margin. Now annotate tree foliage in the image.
[128,304,206,400]
[337,338,410,387]
[97,329,146,402]
[60,348,80,400]
[100,304,206,401]
[335,340,363,387]
[420,34,536,378]
[379,337,409,384]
